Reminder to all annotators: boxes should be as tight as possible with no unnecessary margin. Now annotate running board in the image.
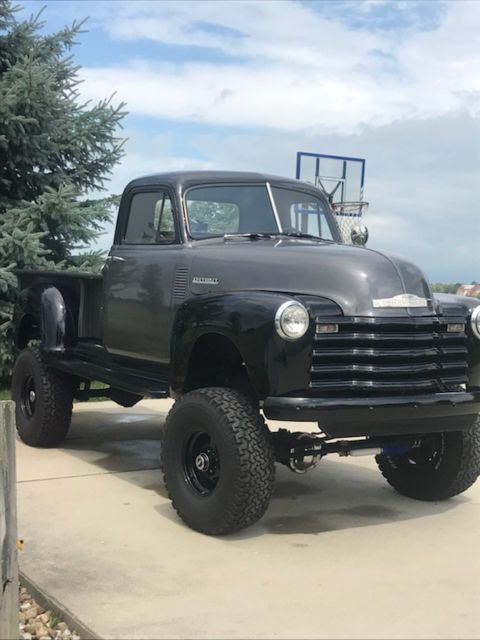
[50,358,169,398]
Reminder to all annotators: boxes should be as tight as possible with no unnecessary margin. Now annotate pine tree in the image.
[0,1,126,382]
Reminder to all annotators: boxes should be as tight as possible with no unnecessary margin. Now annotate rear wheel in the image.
[11,347,74,447]
[161,387,275,535]
[376,420,480,500]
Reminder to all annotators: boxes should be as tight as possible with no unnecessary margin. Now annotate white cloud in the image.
[80,0,479,281]
[104,128,215,194]
[188,116,480,282]
[94,127,215,251]
[78,0,480,133]
[95,114,479,282]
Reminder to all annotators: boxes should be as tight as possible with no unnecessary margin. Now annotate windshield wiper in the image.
[276,231,325,241]
[224,232,272,241]
[223,231,331,242]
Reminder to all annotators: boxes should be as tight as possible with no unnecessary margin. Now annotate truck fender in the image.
[170,291,341,397]
[14,284,77,353]
[434,293,480,385]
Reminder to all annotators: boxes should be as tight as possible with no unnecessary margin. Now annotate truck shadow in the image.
[62,403,468,539]
[258,461,465,537]
[62,403,164,476]
[205,459,466,539]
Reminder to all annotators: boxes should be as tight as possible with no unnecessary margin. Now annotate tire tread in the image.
[12,347,73,447]
[376,418,480,500]
[161,387,275,535]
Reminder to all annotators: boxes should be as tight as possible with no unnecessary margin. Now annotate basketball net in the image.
[331,201,369,244]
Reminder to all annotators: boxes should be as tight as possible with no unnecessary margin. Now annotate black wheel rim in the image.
[183,431,220,496]
[21,375,36,418]
[401,434,444,471]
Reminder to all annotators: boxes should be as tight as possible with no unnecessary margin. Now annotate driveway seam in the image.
[17,467,160,483]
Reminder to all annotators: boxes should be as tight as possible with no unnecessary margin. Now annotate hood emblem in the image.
[372,293,430,308]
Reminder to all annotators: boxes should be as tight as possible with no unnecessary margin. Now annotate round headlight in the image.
[471,306,480,340]
[275,301,309,340]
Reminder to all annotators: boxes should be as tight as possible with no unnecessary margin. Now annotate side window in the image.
[124,191,176,244]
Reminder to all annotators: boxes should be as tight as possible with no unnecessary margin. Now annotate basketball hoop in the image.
[331,201,369,243]
[295,152,369,244]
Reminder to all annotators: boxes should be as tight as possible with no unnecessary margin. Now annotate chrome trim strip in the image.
[266,182,283,232]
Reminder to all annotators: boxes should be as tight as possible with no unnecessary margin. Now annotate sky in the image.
[18,0,480,282]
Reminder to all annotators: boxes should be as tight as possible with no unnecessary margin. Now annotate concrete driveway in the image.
[16,400,480,639]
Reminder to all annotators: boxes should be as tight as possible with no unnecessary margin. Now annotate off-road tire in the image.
[376,419,480,501]
[161,387,275,535]
[12,347,74,447]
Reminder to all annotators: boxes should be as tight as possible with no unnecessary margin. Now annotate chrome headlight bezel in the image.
[471,305,480,340]
[275,300,309,341]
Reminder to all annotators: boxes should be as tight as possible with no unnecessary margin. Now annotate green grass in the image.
[48,613,61,629]
[0,388,11,401]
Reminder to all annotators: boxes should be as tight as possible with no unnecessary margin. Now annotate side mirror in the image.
[351,224,369,246]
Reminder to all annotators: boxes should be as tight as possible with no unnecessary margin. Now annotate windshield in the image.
[271,187,335,241]
[186,185,278,238]
[186,184,337,240]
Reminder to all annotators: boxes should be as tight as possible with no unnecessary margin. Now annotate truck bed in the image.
[17,269,104,340]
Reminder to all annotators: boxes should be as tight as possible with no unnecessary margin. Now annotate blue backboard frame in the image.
[295,151,366,202]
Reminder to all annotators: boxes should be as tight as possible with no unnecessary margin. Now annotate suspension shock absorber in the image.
[272,430,412,474]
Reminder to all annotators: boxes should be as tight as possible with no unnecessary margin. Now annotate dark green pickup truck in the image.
[12,171,480,534]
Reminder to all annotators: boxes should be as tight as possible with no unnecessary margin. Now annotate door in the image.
[103,188,180,363]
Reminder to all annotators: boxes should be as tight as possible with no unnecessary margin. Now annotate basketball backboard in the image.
[295,151,366,203]
[295,151,368,243]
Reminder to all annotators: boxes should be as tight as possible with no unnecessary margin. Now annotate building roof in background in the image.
[456,284,480,298]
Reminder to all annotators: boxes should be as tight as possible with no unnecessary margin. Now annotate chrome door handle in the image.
[106,255,126,263]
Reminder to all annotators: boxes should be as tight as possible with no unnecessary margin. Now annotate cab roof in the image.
[125,170,315,192]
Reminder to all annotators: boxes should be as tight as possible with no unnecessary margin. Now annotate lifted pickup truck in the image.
[12,171,480,535]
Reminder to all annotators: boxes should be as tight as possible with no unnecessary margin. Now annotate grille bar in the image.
[311,361,466,376]
[314,332,461,343]
[309,377,467,391]
[314,316,465,328]
[312,346,467,360]
[310,316,468,396]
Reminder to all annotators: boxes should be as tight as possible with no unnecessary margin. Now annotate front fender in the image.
[433,292,480,313]
[434,293,480,386]
[170,291,342,397]
[14,284,77,353]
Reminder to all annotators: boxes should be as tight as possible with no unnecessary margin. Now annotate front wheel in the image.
[11,347,74,447]
[376,420,480,501]
[161,387,275,535]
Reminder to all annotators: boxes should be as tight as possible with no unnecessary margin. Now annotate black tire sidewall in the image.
[162,388,275,534]
[11,348,73,447]
[12,349,48,445]
[163,397,246,530]
[377,430,472,500]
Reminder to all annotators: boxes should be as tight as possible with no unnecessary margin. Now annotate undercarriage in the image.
[271,428,412,473]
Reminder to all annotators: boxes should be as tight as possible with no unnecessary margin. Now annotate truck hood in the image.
[189,237,434,317]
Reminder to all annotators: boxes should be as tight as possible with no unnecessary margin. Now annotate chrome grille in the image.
[310,316,468,396]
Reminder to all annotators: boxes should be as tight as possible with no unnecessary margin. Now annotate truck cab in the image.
[12,171,480,535]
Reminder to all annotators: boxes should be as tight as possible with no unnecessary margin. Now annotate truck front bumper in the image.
[263,390,480,438]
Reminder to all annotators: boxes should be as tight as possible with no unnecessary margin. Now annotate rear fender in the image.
[14,284,78,353]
